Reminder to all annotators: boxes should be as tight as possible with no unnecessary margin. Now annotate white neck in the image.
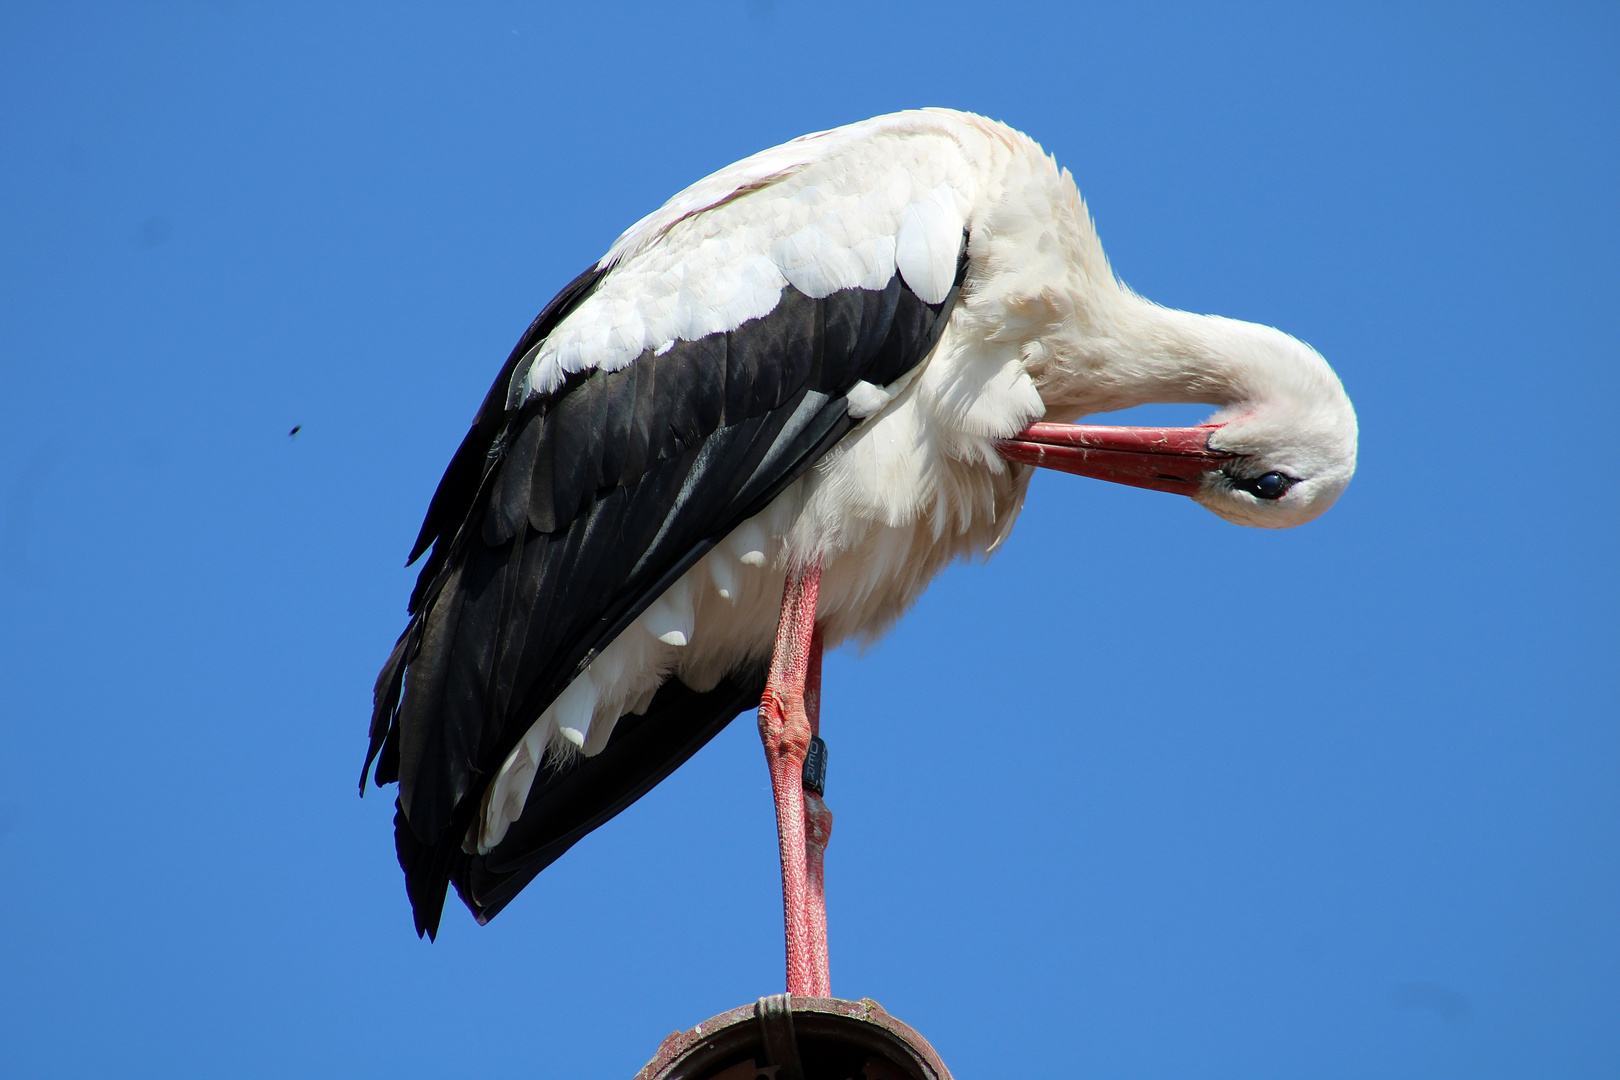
[1032,289,1342,428]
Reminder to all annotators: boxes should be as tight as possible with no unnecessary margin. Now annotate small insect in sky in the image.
[288,425,302,438]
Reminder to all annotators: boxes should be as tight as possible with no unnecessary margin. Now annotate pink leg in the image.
[758,563,827,997]
[802,629,833,998]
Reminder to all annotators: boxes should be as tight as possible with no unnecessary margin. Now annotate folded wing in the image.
[365,125,976,937]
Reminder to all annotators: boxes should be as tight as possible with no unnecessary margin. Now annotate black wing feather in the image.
[368,243,969,937]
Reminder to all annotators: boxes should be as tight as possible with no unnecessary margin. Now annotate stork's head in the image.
[999,320,1358,529]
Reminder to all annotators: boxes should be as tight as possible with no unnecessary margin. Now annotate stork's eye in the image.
[1236,471,1294,500]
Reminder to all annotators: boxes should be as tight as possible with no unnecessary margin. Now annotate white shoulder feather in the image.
[509,112,992,405]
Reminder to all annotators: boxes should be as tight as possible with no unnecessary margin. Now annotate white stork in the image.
[362,109,1357,996]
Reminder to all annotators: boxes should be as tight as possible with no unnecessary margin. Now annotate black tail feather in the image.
[393,798,470,940]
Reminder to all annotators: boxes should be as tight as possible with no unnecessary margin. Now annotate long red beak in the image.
[995,422,1236,495]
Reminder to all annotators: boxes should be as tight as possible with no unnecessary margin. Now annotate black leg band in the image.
[801,735,828,796]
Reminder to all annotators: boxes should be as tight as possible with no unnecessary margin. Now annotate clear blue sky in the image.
[1,3,1615,1077]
